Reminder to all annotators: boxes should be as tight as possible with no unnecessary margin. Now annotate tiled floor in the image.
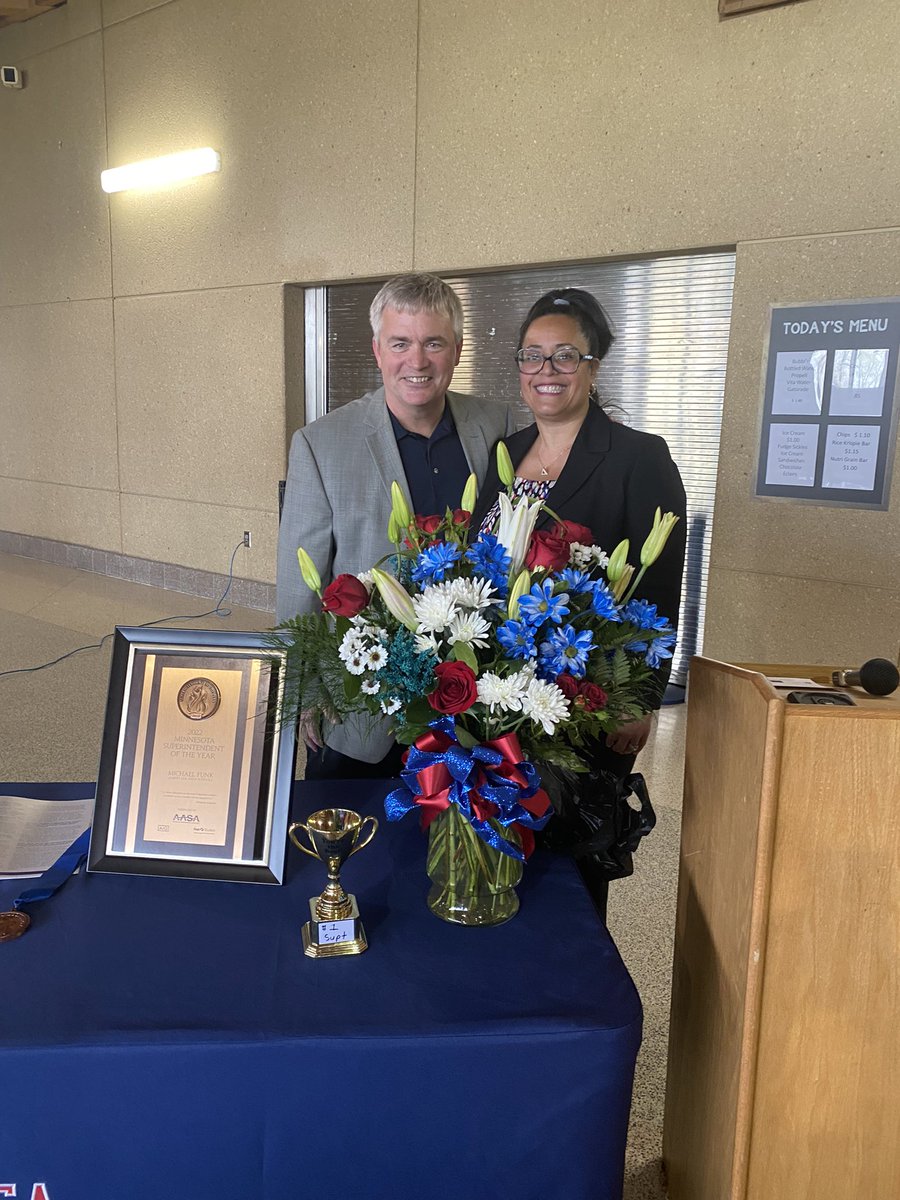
[0,550,686,1199]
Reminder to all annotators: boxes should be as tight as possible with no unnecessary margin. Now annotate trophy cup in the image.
[288,808,378,958]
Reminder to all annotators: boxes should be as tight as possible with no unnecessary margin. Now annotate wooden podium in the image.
[662,657,900,1200]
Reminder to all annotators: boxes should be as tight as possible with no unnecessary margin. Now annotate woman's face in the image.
[518,314,598,424]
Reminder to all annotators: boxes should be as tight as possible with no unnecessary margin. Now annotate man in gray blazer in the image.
[276,273,514,779]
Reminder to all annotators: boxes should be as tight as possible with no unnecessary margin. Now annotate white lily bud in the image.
[296,547,321,593]
[496,441,515,488]
[371,568,418,631]
[640,510,679,568]
[507,569,532,620]
[460,472,477,515]
[390,481,412,530]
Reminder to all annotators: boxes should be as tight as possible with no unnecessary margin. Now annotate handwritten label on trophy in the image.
[821,425,880,491]
[318,919,355,945]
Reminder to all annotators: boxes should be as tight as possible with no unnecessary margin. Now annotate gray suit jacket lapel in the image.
[364,387,413,511]
[448,392,490,482]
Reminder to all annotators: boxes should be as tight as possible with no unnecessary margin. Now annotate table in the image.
[1,780,642,1200]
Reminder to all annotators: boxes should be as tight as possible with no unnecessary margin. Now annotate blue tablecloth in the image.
[1,780,642,1200]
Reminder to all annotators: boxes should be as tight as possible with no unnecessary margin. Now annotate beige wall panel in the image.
[0,476,120,548]
[102,0,171,26]
[0,0,100,57]
[103,0,417,295]
[704,567,900,666]
[114,285,285,513]
[120,493,279,583]
[706,230,900,659]
[0,32,111,306]
[414,0,898,270]
[0,299,117,489]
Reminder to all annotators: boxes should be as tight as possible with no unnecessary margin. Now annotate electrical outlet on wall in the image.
[243,531,252,549]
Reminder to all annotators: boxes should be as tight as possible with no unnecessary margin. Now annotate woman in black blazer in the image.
[472,288,687,908]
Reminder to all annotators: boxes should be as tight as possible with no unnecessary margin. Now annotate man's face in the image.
[372,307,462,426]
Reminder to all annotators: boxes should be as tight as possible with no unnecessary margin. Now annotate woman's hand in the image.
[606,714,653,757]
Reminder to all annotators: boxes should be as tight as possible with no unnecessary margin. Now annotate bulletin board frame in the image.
[755,298,900,510]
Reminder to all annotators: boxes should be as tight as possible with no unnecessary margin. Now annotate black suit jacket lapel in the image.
[535,405,612,527]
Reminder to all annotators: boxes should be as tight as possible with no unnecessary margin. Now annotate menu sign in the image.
[756,299,899,508]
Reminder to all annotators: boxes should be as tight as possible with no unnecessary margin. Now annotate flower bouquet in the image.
[278,445,678,926]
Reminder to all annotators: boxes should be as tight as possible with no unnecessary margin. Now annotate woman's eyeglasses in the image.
[514,348,597,375]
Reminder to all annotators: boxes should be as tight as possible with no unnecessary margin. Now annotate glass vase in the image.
[425,803,523,926]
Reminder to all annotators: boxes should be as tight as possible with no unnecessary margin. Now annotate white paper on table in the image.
[0,796,94,876]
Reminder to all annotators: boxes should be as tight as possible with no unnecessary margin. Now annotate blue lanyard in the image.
[13,827,91,910]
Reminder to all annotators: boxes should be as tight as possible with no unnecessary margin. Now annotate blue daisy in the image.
[646,632,677,669]
[539,624,595,679]
[411,540,460,586]
[496,619,537,660]
[558,568,595,595]
[518,580,570,629]
[591,580,622,622]
[622,598,671,632]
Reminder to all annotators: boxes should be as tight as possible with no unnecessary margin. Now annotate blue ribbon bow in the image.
[385,717,550,860]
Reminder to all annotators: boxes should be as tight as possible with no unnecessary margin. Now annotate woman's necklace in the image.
[536,437,574,479]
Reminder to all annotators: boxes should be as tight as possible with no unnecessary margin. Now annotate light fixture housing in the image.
[101,147,221,194]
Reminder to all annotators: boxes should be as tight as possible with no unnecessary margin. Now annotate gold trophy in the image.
[288,808,378,958]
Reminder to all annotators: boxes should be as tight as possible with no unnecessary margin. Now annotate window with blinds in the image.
[304,251,736,683]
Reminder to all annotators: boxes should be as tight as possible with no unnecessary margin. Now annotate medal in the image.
[0,909,31,941]
[0,826,91,943]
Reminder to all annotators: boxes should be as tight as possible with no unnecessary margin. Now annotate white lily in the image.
[495,492,544,576]
[370,568,418,631]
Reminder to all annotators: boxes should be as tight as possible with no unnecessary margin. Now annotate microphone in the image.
[831,658,900,696]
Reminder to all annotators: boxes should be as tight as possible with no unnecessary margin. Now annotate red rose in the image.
[415,514,442,534]
[452,508,471,527]
[555,519,595,546]
[526,530,570,573]
[579,682,608,712]
[321,574,370,617]
[555,673,579,700]
[427,661,478,715]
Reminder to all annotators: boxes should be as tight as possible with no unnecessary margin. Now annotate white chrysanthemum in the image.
[356,570,375,588]
[413,586,459,633]
[380,696,402,715]
[590,546,610,569]
[448,576,497,610]
[345,651,367,676]
[365,645,388,671]
[414,631,442,656]
[361,679,381,695]
[447,611,491,649]
[521,677,570,735]
[338,629,367,662]
[476,670,528,713]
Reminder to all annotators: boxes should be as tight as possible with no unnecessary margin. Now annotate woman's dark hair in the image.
[517,288,615,363]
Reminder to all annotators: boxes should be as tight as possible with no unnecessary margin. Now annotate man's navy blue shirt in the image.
[389,404,470,517]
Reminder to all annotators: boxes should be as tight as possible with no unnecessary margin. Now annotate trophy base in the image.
[302,895,368,958]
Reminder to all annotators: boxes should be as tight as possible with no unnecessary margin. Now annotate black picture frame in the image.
[88,627,296,885]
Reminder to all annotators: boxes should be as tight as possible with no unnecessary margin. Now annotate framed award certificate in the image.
[89,627,296,884]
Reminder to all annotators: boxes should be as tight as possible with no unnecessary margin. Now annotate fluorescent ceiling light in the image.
[101,148,221,194]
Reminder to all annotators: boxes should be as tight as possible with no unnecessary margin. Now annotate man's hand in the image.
[299,709,323,752]
[606,714,654,757]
